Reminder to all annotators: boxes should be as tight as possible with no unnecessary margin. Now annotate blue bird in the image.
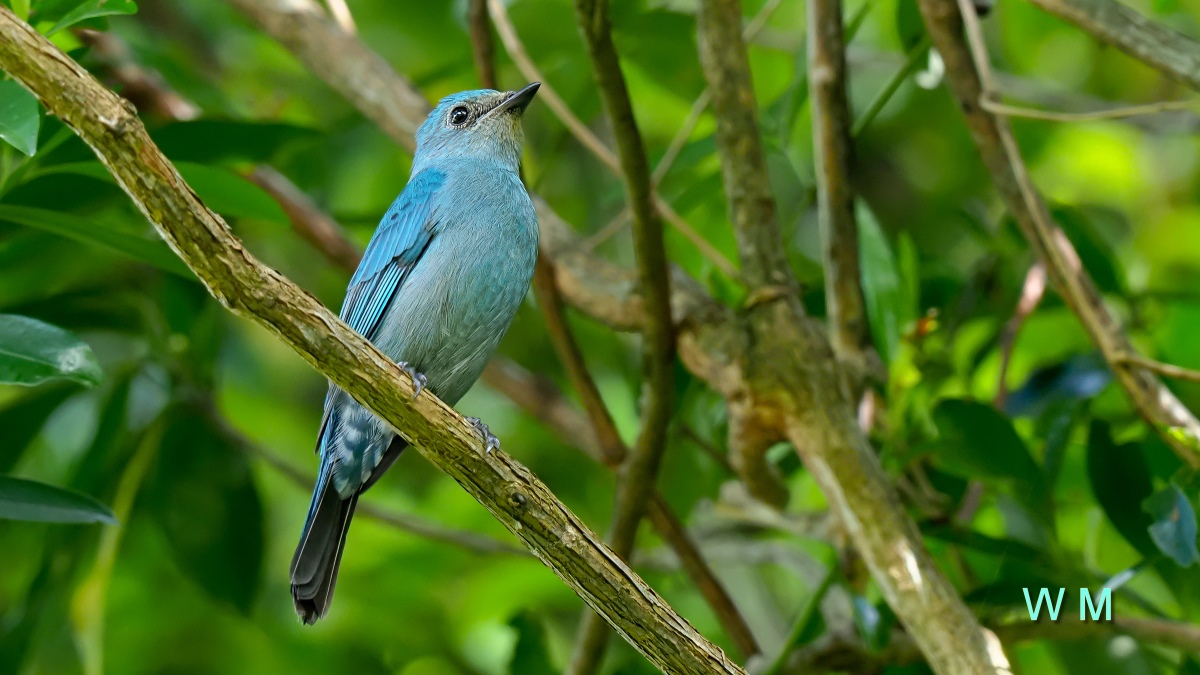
[291,83,541,623]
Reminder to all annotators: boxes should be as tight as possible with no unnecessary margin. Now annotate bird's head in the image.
[413,83,540,172]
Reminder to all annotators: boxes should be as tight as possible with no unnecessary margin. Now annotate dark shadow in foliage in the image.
[1005,353,1111,419]
[507,610,557,675]
[142,406,265,615]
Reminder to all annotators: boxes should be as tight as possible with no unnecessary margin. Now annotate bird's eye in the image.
[450,107,470,126]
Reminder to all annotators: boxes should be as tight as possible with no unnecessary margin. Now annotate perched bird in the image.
[290,83,541,624]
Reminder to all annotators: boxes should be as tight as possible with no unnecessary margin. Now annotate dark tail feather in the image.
[290,477,358,624]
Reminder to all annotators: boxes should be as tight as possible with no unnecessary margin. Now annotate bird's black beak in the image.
[495,82,540,116]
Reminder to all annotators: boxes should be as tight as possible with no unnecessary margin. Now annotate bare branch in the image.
[468,0,496,89]
[0,10,745,673]
[982,96,1200,122]
[1025,0,1200,92]
[1112,353,1200,384]
[695,0,792,291]
[76,29,200,122]
[325,0,356,33]
[918,0,1200,468]
[995,262,1047,408]
[808,0,873,377]
[569,0,680,668]
[246,165,362,273]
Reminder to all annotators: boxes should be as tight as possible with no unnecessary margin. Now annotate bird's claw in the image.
[397,361,427,399]
[466,417,500,453]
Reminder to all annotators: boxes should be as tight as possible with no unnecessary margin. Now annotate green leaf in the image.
[0,314,102,387]
[0,475,116,524]
[0,204,193,278]
[1144,484,1199,567]
[507,611,557,675]
[858,202,903,364]
[0,80,40,157]
[1087,421,1157,557]
[46,0,138,37]
[151,120,319,164]
[895,0,926,50]
[144,409,264,613]
[0,385,74,473]
[176,163,288,224]
[928,399,1042,486]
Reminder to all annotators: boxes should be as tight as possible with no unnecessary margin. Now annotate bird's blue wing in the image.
[339,168,445,338]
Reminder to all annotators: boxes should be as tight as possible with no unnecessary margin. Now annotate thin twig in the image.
[486,0,740,279]
[325,0,356,33]
[809,0,872,379]
[1112,353,1200,384]
[1025,0,1200,93]
[246,165,363,273]
[568,0,680,669]
[918,0,1200,468]
[981,96,1200,122]
[237,423,530,557]
[994,262,1047,407]
[852,35,932,137]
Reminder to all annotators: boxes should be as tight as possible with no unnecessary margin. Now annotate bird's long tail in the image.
[290,465,358,625]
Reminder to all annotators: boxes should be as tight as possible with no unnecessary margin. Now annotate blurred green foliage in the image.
[1,0,1200,673]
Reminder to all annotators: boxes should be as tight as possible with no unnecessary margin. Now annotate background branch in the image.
[0,10,744,673]
[807,0,873,381]
[1025,0,1200,92]
[569,0,680,669]
[918,0,1200,468]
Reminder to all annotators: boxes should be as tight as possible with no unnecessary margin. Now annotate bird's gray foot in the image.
[466,417,500,453]
[397,361,427,399]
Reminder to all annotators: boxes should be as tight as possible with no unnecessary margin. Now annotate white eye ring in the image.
[450,107,470,126]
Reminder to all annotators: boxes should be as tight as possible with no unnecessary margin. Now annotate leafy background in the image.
[1,0,1199,673]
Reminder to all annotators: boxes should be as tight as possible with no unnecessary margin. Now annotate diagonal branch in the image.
[246,165,362,273]
[808,0,873,379]
[918,0,1200,468]
[1025,0,1200,93]
[0,9,744,673]
[569,0,680,669]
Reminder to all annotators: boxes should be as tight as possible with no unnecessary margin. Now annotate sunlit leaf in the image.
[46,0,138,37]
[0,314,102,387]
[0,475,116,524]
[0,80,40,157]
[1144,484,1199,567]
